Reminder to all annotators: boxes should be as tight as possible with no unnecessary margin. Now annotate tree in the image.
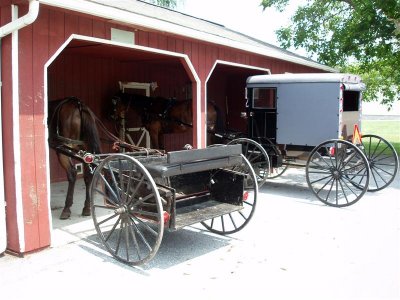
[261,0,400,107]
[144,0,177,9]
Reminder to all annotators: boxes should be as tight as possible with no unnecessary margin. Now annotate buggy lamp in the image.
[329,147,335,156]
[83,153,95,164]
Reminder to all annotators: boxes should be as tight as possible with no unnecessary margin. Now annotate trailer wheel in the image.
[201,154,258,234]
[90,154,164,265]
[359,134,399,191]
[228,138,270,188]
[306,139,370,207]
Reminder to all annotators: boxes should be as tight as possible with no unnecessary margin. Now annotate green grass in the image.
[362,119,400,155]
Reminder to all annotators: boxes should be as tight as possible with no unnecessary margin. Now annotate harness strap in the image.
[50,135,86,146]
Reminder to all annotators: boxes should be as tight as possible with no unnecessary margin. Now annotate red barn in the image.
[0,0,335,255]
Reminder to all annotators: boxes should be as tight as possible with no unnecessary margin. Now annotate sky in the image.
[175,0,298,48]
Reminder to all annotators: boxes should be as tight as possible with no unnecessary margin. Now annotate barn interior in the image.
[47,38,195,182]
[207,63,268,140]
[46,38,267,240]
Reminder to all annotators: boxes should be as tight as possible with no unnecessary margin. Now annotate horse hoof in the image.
[82,207,91,216]
[60,209,71,220]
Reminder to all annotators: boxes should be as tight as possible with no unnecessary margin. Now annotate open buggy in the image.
[49,95,259,266]
[54,140,258,266]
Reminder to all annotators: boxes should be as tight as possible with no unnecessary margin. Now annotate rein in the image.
[86,104,164,155]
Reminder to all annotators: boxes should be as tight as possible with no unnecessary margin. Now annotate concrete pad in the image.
[1,168,399,300]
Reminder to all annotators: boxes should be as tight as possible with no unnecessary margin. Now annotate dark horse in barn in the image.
[111,92,222,149]
[48,97,101,219]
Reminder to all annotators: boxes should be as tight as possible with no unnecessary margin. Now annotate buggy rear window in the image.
[343,91,360,111]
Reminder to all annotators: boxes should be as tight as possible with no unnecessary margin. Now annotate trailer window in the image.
[253,88,276,109]
[343,91,360,111]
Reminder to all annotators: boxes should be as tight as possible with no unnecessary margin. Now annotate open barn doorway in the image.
[44,35,199,246]
[206,61,269,144]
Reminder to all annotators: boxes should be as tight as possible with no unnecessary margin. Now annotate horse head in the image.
[206,102,218,133]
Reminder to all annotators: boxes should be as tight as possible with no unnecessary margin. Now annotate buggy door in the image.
[247,87,277,142]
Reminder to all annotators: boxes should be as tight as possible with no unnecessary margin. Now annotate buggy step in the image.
[173,199,242,230]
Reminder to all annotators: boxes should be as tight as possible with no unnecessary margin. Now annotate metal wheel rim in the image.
[90,154,164,265]
[259,137,288,179]
[360,134,399,191]
[200,154,258,234]
[268,163,289,179]
[306,139,370,207]
[228,138,270,188]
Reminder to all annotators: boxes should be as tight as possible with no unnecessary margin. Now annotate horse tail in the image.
[81,104,102,154]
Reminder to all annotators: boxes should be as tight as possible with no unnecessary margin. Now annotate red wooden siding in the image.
[2,3,324,254]
[1,3,21,251]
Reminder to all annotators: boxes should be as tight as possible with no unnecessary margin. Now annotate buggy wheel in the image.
[228,138,270,188]
[268,163,289,179]
[200,154,258,234]
[90,154,164,265]
[306,139,370,207]
[258,137,288,179]
[359,134,399,191]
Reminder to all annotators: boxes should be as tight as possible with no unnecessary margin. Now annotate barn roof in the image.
[39,0,336,72]
[247,73,364,85]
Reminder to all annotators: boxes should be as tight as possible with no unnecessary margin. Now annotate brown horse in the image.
[111,93,221,149]
[48,97,101,219]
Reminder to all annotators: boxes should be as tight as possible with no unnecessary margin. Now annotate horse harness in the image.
[114,95,193,129]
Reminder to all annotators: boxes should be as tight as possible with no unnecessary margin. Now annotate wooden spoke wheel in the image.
[359,134,399,191]
[201,154,258,234]
[90,154,164,265]
[306,139,370,207]
[228,138,270,188]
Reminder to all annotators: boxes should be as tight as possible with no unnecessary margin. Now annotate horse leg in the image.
[58,154,77,219]
[149,130,159,149]
[82,164,92,216]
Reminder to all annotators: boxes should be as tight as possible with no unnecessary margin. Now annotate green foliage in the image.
[261,0,400,107]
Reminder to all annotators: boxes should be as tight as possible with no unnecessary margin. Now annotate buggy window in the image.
[343,91,360,111]
[253,88,276,109]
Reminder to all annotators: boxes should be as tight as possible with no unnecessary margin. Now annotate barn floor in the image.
[50,179,97,247]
